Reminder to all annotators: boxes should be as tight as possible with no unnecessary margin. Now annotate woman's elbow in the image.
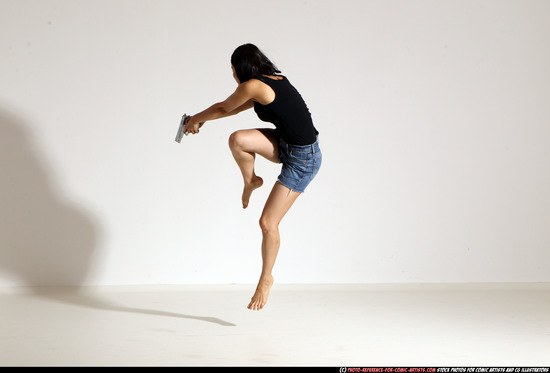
[216,103,230,116]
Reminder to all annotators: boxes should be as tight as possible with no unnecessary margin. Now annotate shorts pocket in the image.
[288,150,311,166]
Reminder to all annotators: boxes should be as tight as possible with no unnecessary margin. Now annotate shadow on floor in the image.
[29,287,237,327]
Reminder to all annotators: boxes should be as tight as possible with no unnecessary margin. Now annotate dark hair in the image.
[231,44,281,83]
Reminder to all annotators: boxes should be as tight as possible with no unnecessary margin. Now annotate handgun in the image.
[175,114,190,143]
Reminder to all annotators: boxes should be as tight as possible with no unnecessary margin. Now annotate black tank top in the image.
[253,75,318,146]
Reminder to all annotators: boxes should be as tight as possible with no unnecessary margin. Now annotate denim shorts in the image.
[277,137,322,193]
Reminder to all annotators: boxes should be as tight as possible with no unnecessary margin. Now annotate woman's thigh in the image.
[260,181,301,229]
[229,128,279,164]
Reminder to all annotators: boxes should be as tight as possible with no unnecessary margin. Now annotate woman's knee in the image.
[229,129,280,164]
[228,130,248,151]
[259,215,278,234]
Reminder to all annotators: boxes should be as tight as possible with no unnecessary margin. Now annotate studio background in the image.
[1,0,548,287]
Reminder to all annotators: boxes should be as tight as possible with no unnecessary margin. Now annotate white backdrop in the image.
[1,0,549,286]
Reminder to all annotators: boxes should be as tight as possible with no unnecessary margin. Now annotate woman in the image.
[184,44,322,311]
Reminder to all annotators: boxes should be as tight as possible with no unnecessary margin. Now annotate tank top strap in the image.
[255,75,284,84]
[255,75,272,85]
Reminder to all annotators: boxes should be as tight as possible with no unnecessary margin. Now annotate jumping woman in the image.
[184,44,322,311]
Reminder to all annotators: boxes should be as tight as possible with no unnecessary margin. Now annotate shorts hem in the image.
[277,177,306,193]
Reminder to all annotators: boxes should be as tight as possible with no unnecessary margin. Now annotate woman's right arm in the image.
[217,99,254,119]
[185,99,254,133]
[185,80,261,134]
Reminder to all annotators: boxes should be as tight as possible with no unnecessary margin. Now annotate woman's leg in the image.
[228,129,279,208]
[228,128,298,310]
[248,181,300,310]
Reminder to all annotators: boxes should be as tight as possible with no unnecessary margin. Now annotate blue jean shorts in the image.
[277,137,322,193]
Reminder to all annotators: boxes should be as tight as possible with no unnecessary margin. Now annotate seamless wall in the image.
[1,0,549,286]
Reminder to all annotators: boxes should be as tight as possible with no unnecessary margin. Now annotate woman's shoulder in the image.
[243,77,278,105]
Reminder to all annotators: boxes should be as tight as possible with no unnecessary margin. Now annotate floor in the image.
[1,283,549,367]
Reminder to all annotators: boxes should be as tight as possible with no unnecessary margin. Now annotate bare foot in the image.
[242,176,263,209]
[247,275,274,311]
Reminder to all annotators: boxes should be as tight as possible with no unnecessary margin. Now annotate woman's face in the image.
[232,65,240,84]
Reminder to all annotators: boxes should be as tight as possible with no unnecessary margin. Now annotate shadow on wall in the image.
[0,107,235,326]
[0,107,100,287]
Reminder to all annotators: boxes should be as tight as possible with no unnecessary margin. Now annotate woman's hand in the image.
[184,116,204,135]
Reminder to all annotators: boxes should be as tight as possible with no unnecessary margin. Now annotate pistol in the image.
[175,114,190,143]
